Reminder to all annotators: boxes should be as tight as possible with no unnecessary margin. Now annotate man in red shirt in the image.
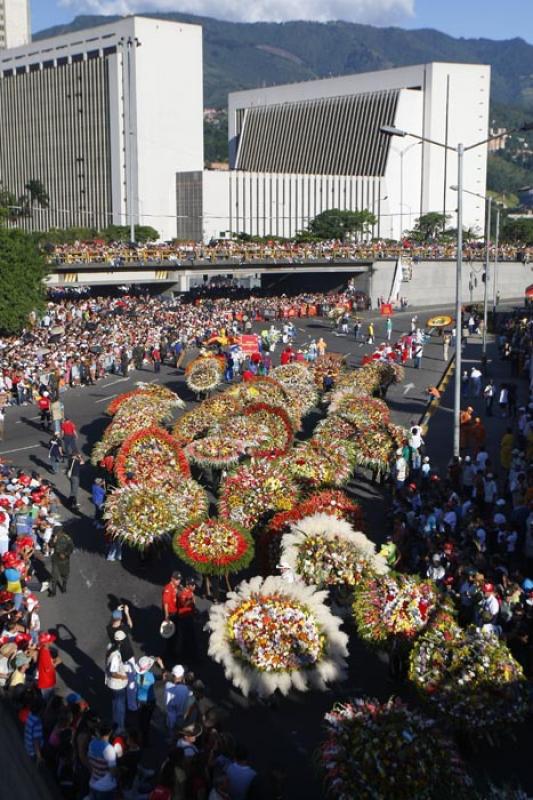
[37,631,62,700]
[61,418,78,456]
[162,571,182,664]
[37,392,52,432]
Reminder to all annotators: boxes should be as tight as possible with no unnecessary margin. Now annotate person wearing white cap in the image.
[164,664,194,733]
[105,630,128,731]
[394,448,408,491]
[135,655,164,746]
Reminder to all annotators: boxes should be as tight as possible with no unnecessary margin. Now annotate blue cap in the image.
[522,578,533,592]
[112,610,123,619]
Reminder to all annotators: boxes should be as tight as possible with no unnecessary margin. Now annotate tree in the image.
[0,186,19,225]
[0,229,46,334]
[408,212,450,242]
[101,225,160,243]
[24,179,49,210]
[501,217,533,245]
[308,208,377,241]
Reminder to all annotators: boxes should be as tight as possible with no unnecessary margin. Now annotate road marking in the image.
[0,444,38,455]
[95,394,116,404]
[15,415,41,424]
[102,377,129,388]
[403,382,416,395]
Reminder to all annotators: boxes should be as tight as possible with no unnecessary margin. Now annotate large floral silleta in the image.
[409,624,529,738]
[173,518,254,577]
[280,513,388,588]
[353,573,439,646]
[319,697,472,800]
[115,426,190,487]
[104,480,208,550]
[185,354,225,394]
[206,575,348,696]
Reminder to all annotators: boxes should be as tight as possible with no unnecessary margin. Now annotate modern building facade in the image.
[0,0,30,50]
[180,62,491,242]
[0,16,203,239]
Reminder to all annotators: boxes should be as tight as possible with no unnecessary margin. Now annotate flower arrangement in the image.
[173,518,254,576]
[353,573,439,646]
[90,416,155,466]
[243,403,294,457]
[352,422,406,474]
[106,383,183,416]
[185,355,225,394]
[207,575,348,696]
[312,353,346,388]
[280,513,388,588]
[320,697,472,800]
[114,426,190,487]
[173,394,242,446]
[229,377,301,428]
[408,625,529,737]
[104,479,209,550]
[113,395,178,428]
[334,394,390,427]
[271,363,319,415]
[285,441,355,488]
[219,458,300,530]
[311,415,359,449]
[259,490,365,576]
[185,435,247,469]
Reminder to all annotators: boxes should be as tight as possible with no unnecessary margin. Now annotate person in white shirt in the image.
[164,664,193,732]
[475,448,489,473]
[478,584,499,624]
[483,474,498,507]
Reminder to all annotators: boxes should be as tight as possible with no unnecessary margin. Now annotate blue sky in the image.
[30,0,533,43]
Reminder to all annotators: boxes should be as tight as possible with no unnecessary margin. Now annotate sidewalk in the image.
[424,332,528,473]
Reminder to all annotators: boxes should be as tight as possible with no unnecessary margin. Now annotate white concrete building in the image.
[0,0,30,50]
[0,16,203,239]
[183,62,490,242]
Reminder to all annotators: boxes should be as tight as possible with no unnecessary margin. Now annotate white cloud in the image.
[58,0,415,25]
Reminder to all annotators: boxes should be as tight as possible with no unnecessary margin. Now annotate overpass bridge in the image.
[44,258,373,292]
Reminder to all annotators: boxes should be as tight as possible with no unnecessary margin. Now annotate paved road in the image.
[3,305,530,798]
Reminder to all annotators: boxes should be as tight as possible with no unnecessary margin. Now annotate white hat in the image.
[172,664,185,679]
[396,448,403,455]
[423,456,430,463]
[114,630,126,642]
[135,656,155,674]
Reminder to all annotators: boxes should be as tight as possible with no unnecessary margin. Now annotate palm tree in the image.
[24,179,49,210]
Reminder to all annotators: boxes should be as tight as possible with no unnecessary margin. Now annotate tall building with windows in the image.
[0,0,31,50]
[181,61,491,242]
[0,15,203,239]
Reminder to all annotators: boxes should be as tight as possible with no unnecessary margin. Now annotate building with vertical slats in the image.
[0,16,203,239]
[186,62,490,242]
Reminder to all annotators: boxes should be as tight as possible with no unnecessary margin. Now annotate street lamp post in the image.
[482,195,492,355]
[380,121,533,458]
[390,141,421,239]
[492,205,501,314]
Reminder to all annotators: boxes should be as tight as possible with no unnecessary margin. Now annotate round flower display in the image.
[285,441,355,488]
[219,458,300,529]
[106,383,183,416]
[173,395,241,445]
[311,415,358,448]
[352,422,408,474]
[173,518,254,576]
[207,575,348,696]
[242,403,293,456]
[185,435,247,469]
[281,513,388,588]
[91,416,155,466]
[114,395,178,429]
[229,377,301,428]
[115,426,190,487]
[353,573,439,646]
[271,363,319,415]
[320,697,472,800]
[334,394,390,427]
[185,355,224,394]
[104,479,208,550]
[409,625,529,737]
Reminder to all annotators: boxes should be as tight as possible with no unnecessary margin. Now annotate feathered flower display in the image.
[206,575,348,696]
[173,395,241,445]
[280,513,388,588]
[173,518,254,576]
[285,441,355,488]
[353,573,439,646]
[104,479,208,550]
[115,426,190,487]
[185,435,247,469]
[320,697,472,800]
[409,625,529,738]
[229,377,301,428]
[185,355,225,394]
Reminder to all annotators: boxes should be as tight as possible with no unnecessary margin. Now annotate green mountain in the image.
[34,12,533,110]
[35,12,533,192]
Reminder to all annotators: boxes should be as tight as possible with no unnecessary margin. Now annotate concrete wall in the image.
[365,259,533,307]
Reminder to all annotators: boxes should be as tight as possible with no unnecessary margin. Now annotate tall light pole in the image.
[118,36,141,244]
[450,185,491,355]
[492,205,501,314]
[380,121,533,458]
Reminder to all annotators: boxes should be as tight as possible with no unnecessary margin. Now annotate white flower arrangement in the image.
[280,513,389,587]
[206,575,348,697]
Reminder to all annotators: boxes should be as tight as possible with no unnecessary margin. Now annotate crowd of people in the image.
[388,312,533,680]
[0,290,356,414]
[46,238,533,267]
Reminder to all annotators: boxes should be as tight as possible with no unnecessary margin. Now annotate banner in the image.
[238,334,260,355]
[388,256,403,302]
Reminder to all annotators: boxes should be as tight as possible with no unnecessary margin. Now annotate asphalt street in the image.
[3,305,531,798]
